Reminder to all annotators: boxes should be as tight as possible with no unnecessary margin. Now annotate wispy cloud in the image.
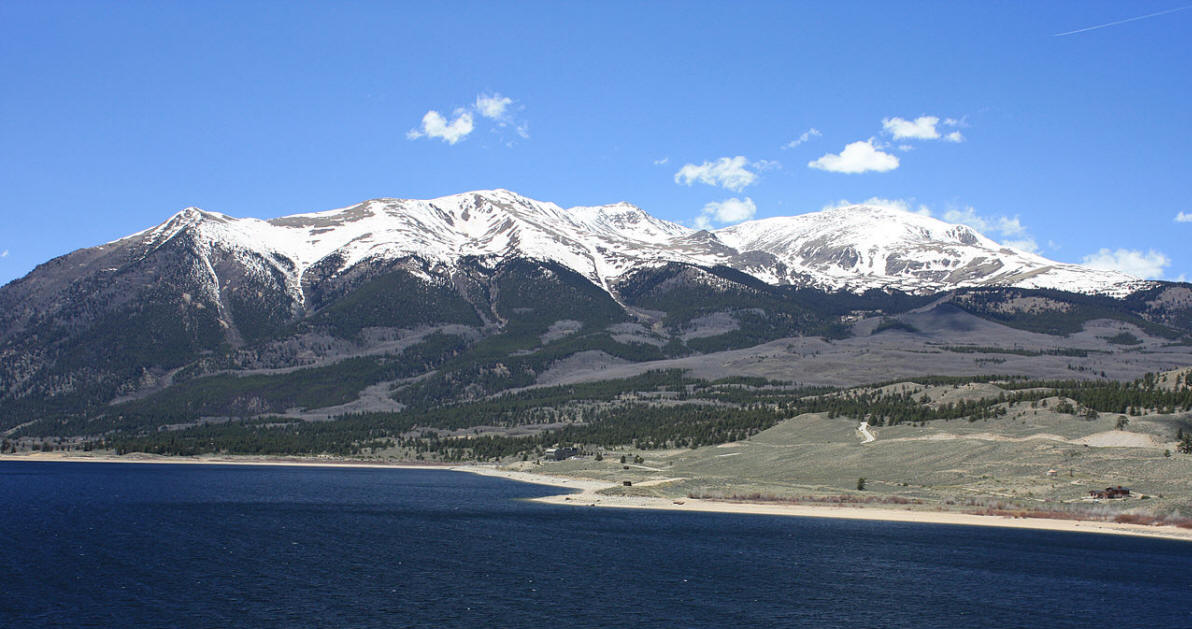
[694,197,757,229]
[674,156,758,191]
[474,93,512,120]
[1000,239,1040,254]
[823,197,931,216]
[653,157,669,166]
[933,205,1039,253]
[883,115,965,142]
[0,250,8,259]
[1176,211,1192,223]
[408,92,526,144]
[1082,248,1171,279]
[1053,5,1192,37]
[407,109,475,144]
[944,207,1028,238]
[883,116,942,140]
[782,128,821,150]
[808,139,899,174]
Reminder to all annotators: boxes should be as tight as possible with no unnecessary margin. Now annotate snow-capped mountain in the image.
[2,188,1188,426]
[713,204,1147,295]
[104,189,1144,301]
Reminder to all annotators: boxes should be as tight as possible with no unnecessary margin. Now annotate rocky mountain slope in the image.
[1,189,1189,436]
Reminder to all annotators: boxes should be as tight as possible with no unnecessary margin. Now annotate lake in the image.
[2,461,1190,628]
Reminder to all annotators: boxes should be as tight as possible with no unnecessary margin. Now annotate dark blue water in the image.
[2,463,1190,628]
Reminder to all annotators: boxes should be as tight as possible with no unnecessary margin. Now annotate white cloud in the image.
[408,92,526,145]
[883,115,966,143]
[782,128,821,150]
[1082,248,1171,280]
[0,250,7,258]
[940,206,1045,252]
[943,207,1027,236]
[695,197,757,229]
[823,197,927,215]
[808,139,899,174]
[994,216,1027,236]
[674,156,758,191]
[897,144,914,152]
[1176,211,1192,223]
[407,109,474,144]
[752,159,781,171]
[1001,238,1040,254]
[653,157,669,166]
[943,207,990,233]
[475,93,512,120]
[883,116,941,140]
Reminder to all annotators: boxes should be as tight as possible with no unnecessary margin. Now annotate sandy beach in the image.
[7,452,1192,542]
[462,466,1192,543]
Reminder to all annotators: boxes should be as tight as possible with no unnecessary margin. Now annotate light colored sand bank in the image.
[460,466,1192,543]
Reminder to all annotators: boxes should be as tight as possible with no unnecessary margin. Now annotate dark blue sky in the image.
[2,1,1190,284]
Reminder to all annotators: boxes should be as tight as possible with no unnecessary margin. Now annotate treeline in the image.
[90,371,781,458]
[392,333,684,408]
[1051,379,1191,415]
[304,269,483,340]
[67,369,1192,462]
[98,399,783,460]
[415,402,786,460]
[104,417,394,457]
[391,369,699,431]
[616,263,852,352]
[938,345,1094,358]
[789,389,1019,426]
[993,373,1192,413]
[780,371,1192,426]
[14,332,473,438]
[951,288,1183,338]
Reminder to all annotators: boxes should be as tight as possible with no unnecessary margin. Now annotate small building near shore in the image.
[543,447,579,461]
[1089,486,1131,499]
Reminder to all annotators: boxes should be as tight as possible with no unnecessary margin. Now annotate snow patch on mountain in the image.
[118,189,1147,303]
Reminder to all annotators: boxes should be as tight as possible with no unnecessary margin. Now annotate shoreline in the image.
[0,451,454,471]
[7,452,1192,542]
[462,466,1192,543]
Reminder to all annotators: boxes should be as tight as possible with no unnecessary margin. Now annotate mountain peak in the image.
[715,202,1142,293]
[96,190,1149,298]
[568,202,691,245]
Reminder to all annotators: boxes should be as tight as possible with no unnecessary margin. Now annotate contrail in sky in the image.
[1053,4,1191,36]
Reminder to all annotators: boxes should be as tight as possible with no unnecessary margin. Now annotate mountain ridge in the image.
[3,188,1188,433]
[62,189,1148,302]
